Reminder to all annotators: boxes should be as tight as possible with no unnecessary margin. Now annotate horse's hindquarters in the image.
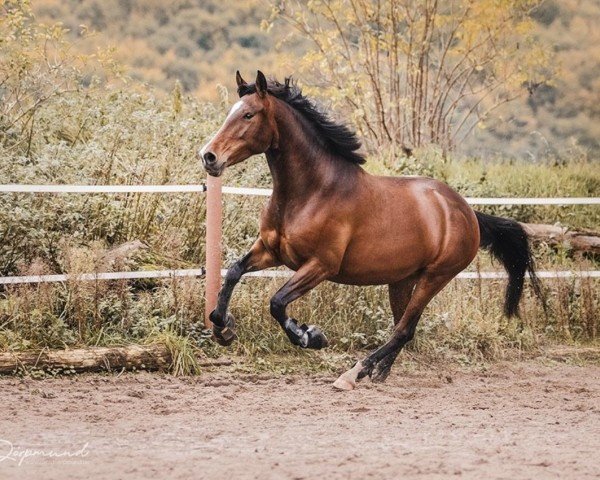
[330,176,479,286]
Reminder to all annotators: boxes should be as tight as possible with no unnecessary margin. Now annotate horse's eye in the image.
[243,113,255,120]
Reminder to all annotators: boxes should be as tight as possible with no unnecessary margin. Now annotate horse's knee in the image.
[224,251,253,284]
[224,269,237,283]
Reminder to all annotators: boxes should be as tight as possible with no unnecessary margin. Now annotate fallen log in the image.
[0,345,235,375]
[0,344,172,375]
[522,223,600,254]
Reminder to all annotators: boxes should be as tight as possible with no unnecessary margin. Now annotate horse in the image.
[198,70,543,390]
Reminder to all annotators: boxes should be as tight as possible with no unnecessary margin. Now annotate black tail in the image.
[475,211,544,317]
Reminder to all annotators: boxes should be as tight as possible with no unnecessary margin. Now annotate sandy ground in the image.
[0,359,598,480]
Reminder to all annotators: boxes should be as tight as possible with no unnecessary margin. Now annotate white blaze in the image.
[199,138,212,158]
[200,100,244,159]
[226,100,244,120]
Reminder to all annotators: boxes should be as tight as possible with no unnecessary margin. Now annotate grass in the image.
[1,248,597,374]
[150,330,202,376]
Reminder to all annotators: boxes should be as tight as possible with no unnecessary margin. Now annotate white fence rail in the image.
[2,184,599,205]
[1,268,598,285]
[235,270,600,279]
[0,269,206,285]
[0,184,206,193]
[224,186,600,205]
[1,184,599,287]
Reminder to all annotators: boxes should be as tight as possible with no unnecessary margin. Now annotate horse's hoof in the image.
[332,376,356,391]
[332,361,364,391]
[212,327,236,346]
[303,325,329,350]
[212,313,237,347]
[285,319,328,349]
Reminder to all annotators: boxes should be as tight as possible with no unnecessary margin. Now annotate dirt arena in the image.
[0,358,598,480]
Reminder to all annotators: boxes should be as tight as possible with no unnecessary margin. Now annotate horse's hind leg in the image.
[333,271,454,390]
[369,276,419,382]
[389,275,419,326]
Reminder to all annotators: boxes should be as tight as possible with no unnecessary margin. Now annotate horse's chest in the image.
[260,201,319,270]
[260,220,310,271]
[260,227,281,255]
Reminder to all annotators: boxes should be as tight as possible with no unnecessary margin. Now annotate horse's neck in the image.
[265,148,324,200]
[265,109,359,202]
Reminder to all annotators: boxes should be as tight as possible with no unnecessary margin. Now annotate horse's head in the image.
[199,70,278,177]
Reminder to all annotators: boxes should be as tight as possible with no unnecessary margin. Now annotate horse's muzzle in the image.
[204,165,224,177]
[199,146,225,176]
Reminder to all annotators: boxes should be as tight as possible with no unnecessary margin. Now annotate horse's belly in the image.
[329,270,415,286]
[328,178,477,285]
[331,233,429,285]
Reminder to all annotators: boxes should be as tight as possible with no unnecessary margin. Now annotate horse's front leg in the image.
[269,260,331,350]
[210,239,280,346]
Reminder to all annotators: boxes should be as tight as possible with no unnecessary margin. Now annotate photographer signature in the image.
[0,439,90,466]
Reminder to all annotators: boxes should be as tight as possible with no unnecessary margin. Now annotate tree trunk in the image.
[522,223,600,254]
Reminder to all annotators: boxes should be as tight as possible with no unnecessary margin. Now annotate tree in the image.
[0,0,121,155]
[270,0,553,153]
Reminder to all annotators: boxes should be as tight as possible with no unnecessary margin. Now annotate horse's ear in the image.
[255,70,268,98]
[235,70,246,88]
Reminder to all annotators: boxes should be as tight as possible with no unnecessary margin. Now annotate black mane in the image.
[238,78,365,165]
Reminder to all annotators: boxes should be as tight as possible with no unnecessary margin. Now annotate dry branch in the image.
[522,223,600,254]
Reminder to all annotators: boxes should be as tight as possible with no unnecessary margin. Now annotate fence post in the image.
[205,174,222,328]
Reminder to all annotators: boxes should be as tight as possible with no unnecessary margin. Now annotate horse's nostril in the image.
[203,151,216,164]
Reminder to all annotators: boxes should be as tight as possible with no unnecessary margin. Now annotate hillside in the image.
[473,0,600,158]
[32,0,291,98]
[31,0,600,158]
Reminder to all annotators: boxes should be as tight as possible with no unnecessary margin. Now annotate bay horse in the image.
[199,71,542,390]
